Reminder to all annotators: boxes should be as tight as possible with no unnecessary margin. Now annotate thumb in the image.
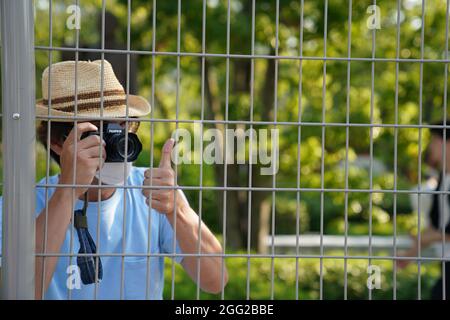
[159,138,175,168]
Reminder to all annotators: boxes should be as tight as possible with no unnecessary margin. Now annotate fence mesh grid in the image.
[2,0,449,300]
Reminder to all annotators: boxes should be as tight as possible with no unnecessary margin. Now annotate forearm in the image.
[35,187,74,299]
[166,191,228,293]
[406,228,450,258]
[143,142,228,293]
[420,227,450,248]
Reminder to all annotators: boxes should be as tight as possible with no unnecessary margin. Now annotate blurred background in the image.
[3,0,449,299]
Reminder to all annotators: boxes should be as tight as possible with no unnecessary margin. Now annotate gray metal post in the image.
[0,0,36,299]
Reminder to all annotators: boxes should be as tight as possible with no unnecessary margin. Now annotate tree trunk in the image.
[204,59,244,249]
[202,51,276,252]
[250,53,276,253]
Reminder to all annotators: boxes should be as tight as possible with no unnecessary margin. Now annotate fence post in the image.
[0,0,36,299]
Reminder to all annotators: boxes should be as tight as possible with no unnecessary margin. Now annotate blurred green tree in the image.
[32,0,450,253]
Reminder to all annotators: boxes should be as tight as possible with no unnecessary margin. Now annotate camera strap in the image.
[73,192,103,285]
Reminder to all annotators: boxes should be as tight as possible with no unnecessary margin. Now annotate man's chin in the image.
[91,177,113,187]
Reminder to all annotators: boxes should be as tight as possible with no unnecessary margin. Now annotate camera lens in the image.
[116,134,141,162]
[117,137,126,158]
[117,137,133,158]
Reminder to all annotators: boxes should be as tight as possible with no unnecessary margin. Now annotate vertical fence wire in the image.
[42,0,54,300]
[97,0,107,300]
[368,0,377,301]
[246,0,256,301]
[170,0,182,300]
[0,0,1,287]
[145,0,157,300]
[196,0,207,301]
[270,0,280,301]
[319,0,329,300]
[220,0,231,301]
[393,0,402,301]
[294,0,305,301]
[343,0,353,301]
[120,0,133,301]
[66,0,82,301]
[93,0,105,299]
[416,0,427,301]
[441,0,450,301]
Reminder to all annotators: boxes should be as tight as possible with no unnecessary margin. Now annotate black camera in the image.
[81,123,142,162]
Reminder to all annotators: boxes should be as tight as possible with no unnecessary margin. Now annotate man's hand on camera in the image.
[58,122,106,198]
[142,138,187,215]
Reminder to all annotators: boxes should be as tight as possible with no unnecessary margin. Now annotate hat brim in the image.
[36,94,151,121]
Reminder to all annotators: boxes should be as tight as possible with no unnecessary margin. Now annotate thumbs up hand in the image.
[159,138,174,169]
[142,139,186,215]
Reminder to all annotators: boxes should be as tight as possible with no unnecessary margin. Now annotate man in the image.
[0,60,228,299]
[399,122,450,299]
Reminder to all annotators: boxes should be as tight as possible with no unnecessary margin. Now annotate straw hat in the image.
[36,60,151,120]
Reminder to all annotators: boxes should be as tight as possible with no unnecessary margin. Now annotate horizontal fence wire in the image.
[30,252,450,262]
[33,118,450,128]
[32,46,450,63]
[32,184,450,194]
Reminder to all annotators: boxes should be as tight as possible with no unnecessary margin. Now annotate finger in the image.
[78,134,105,149]
[66,122,98,143]
[150,191,171,202]
[159,138,175,169]
[84,157,104,171]
[80,145,107,159]
[143,177,160,186]
[142,188,164,198]
[145,176,172,185]
[144,168,166,179]
[143,187,170,198]
[146,198,170,213]
[142,189,174,201]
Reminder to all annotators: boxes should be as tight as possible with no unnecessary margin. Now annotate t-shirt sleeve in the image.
[35,185,53,217]
[0,181,55,263]
[159,191,189,264]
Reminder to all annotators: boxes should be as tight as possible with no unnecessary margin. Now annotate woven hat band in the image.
[43,89,125,106]
[56,99,128,113]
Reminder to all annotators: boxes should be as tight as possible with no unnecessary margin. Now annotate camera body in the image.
[81,123,142,163]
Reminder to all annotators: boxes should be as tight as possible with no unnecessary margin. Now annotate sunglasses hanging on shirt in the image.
[74,193,103,285]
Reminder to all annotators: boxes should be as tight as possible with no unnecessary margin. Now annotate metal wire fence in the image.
[1,0,450,300]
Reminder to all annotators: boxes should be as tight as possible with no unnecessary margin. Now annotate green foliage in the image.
[32,0,449,238]
[163,252,441,300]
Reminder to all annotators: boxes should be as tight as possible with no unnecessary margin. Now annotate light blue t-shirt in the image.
[0,166,184,300]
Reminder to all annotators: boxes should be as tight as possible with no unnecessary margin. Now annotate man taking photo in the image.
[0,60,228,299]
